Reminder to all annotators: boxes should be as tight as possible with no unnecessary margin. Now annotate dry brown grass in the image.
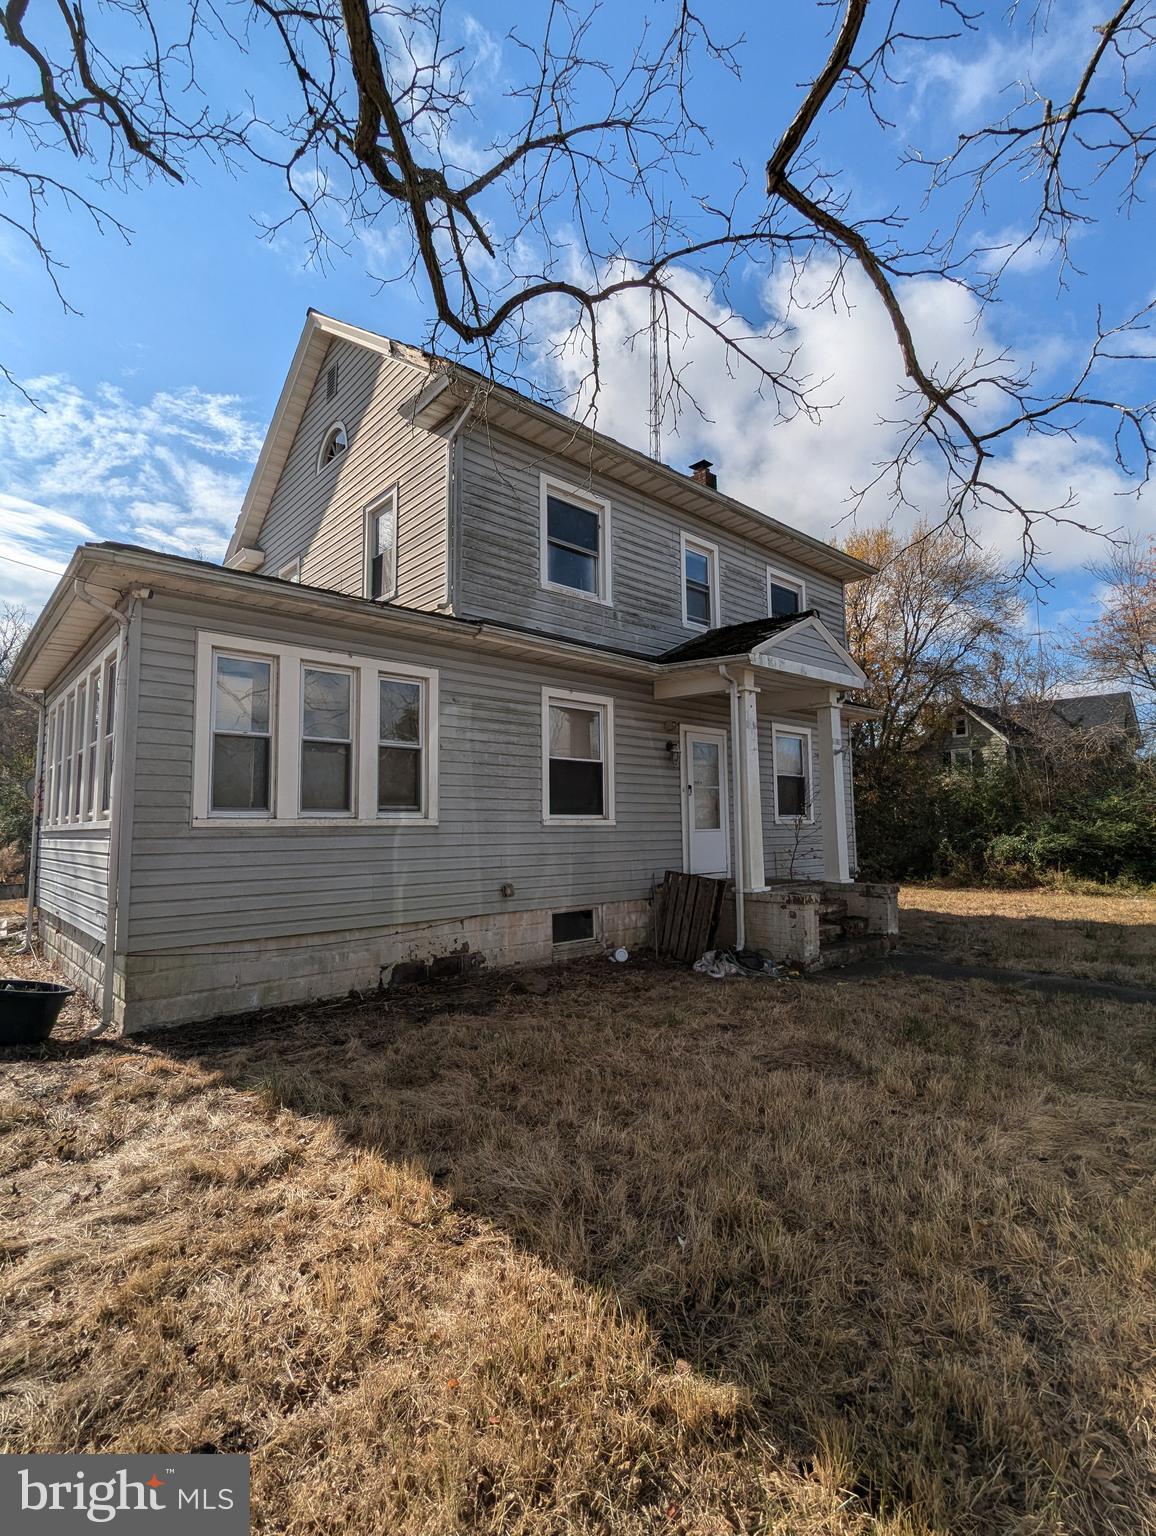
[1,951,1154,1535]
[900,884,1156,989]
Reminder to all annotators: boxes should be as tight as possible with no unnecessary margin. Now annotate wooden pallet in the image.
[655,871,727,962]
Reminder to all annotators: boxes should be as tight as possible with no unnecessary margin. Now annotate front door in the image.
[682,726,730,876]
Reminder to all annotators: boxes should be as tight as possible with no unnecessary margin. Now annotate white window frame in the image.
[376,670,433,820]
[42,640,119,832]
[953,714,968,736]
[299,663,357,818]
[541,687,616,826]
[277,558,302,583]
[207,647,278,820]
[193,631,438,828]
[766,563,806,617]
[539,474,612,605]
[364,486,399,602]
[771,722,814,825]
[680,530,720,630]
[316,420,349,475]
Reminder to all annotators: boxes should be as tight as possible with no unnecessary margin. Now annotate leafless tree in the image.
[2,1,1154,565]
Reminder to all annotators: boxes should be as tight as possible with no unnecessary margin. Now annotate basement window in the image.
[552,909,594,945]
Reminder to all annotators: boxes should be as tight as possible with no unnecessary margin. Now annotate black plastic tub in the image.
[0,979,75,1044]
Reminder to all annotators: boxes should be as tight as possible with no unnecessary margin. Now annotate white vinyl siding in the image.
[256,338,448,611]
[459,425,844,650]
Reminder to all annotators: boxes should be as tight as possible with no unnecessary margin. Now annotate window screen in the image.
[211,654,272,813]
[546,493,601,594]
[770,580,801,618]
[775,731,808,819]
[684,544,713,626]
[301,667,352,813]
[378,675,423,811]
[548,702,605,817]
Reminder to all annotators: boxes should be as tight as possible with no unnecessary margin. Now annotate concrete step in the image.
[842,914,869,938]
[818,900,848,921]
[819,921,845,944]
[808,935,894,971]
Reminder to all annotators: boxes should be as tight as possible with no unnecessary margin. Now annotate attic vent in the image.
[325,362,339,401]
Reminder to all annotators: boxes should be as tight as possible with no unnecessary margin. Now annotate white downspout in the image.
[442,395,476,611]
[719,666,745,951]
[18,697,46,954]
[71,582,146,1037]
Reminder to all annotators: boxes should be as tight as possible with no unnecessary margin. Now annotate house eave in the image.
[226,308,877,585]
[12,544,663,693]
[414,370,876,584]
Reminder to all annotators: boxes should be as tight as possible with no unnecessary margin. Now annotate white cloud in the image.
[536,258,1152,575]
[0,377,261,611]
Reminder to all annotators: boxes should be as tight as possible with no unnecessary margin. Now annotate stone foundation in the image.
[116,897,653,1034]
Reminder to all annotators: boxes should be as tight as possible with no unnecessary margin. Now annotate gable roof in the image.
[225,310,876,584]
[956,691,1142,744]
[658,611,817,664]
[1048,691,1141,735]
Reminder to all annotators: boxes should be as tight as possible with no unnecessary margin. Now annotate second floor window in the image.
[366,491,397,601]
[767,564,805,618]
[541,477,610,601]
[681,533,719,628]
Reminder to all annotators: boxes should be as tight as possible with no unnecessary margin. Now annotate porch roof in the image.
[657,611,819,664]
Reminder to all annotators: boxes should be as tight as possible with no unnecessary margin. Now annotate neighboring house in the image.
[12,310,895,1033]
[937,693,1142,769]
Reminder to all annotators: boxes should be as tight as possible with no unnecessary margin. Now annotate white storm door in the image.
[682,726,730,876]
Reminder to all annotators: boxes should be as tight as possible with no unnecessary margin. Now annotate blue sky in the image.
[2,1,1152,654]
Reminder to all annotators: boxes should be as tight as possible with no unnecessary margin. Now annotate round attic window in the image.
[317,421,348,472]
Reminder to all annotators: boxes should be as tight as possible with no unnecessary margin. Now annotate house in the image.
[11,311,897,1034]
[939,693,1142,770]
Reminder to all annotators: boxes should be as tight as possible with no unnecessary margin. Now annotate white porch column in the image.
[736,667,766,891]
[817,695,850,883]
